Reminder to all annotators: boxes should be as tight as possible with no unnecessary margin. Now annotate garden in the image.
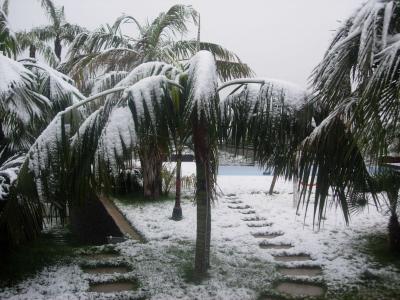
[1,0,400,299]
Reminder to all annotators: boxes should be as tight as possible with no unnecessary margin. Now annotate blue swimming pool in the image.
[218,165,266,176]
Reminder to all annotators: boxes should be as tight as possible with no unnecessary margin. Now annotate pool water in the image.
[218,165,267,176]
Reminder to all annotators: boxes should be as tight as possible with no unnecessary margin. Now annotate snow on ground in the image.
[0,163,398,299]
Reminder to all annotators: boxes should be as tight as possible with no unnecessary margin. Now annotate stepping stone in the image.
[252,232,283,239]
[273,254,312,262]
[83,253,120,260]
[259,243,293,250]
[228,205,251,210]
[89,281,138,293]
[82,266,129,274]
[242,216,266,221]
[240,210,256,215]
[275,281,325,297]
[247,222,272,228]
[278,267,322,277]
[227,200,242,204]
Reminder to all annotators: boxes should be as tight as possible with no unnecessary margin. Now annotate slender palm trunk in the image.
[29,45,36,58]
[193,119,212,274]
[269,173,278,195]
[54,36,62,61]
[172,149,183,220]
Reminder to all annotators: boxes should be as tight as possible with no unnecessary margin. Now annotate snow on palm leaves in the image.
[19,51,220,204]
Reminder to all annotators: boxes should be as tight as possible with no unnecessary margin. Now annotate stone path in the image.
[225,193,326,299]
[81,251,139,295]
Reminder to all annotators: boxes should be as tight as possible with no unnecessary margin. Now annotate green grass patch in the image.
[0,226,86,287]
[114,191,174,205]
[360,232,400,270]
[324,232,400,300]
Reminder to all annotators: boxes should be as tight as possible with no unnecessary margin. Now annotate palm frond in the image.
[0,8,17,57]
[138,5,198,56]
[112,14,142,34]
[297,106,376,225]
[1,0,9,16]
[60,23,87,44]
[39,0,60,29]
[16,31,59,67]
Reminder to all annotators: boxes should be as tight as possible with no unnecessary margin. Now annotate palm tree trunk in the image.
[388,213,400,252]
[172,149,183,220]
[193,119,212,274]
[387,189,400,252]
[54,36,62,60]
[29,45,36,58]
[140,147,162,200]
[269,173,278,195]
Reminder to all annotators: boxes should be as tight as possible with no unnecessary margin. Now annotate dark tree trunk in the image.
[54,36,62,61]
[387,189,400,252]
[140,147,163,200]
[193,119,212,274]
[388,213,400,252]
[29,45,36,58]
[172,150,183,220]
[269,173,278,195]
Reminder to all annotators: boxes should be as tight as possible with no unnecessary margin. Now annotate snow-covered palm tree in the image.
[0,24,85,248]
[291,0,400,248]
[7,51,214,271]
[62,5,253,213]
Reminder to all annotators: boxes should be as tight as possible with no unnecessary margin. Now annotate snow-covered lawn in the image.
[1,163,399,299]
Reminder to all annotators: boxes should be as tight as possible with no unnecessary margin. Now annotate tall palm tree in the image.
[17,0,85,64]
[63,5,253,207]
[10,49,252,274]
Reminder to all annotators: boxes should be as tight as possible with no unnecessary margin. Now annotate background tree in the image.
[17,0,85,64]
[0,0,17,57]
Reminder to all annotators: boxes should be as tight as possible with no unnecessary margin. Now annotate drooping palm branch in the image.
[295,0,400,225]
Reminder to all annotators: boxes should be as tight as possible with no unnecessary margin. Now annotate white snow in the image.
[122,75,166,125]
[91,71,129,95]
[23,61,85,107]
[26,113,66,202]
[97,106,137,176]
[1,164,397,299]
[111,165,396,299]
[117,62,180,89]
[187,51,218,119]
[0,54,33,99]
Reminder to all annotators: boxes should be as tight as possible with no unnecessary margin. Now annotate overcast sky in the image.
[8,0,365,87]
